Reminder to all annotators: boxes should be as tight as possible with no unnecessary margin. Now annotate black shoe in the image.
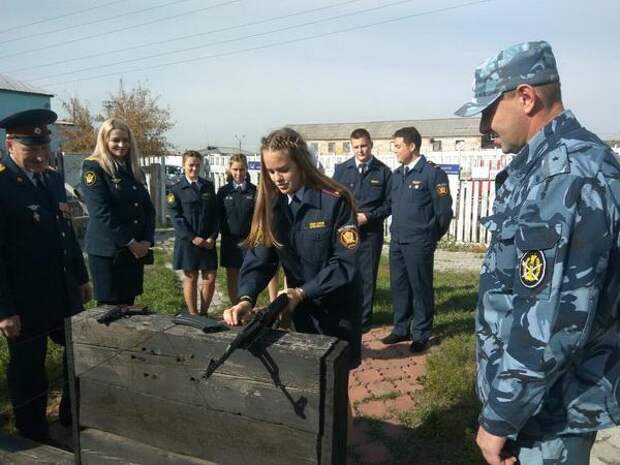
[409,340,429,353]
[381,333,409,345]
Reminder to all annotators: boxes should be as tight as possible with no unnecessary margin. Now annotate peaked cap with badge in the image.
[0,109,57,145]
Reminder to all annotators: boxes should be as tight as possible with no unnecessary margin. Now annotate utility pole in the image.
[234,134,246,153]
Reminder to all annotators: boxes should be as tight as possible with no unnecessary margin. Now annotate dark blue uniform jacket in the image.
[390,155,453,244]
[81,158,156,257]
[333,156,392,232]
[0,156,88,327]
[168,177,218,241]
[216,182,256,239]
[238,187,362,367]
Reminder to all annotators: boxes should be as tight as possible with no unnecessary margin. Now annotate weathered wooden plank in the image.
[80,429,216,465]
[71,309,333,388]
[65,316,82,465]
[319,340,350,465]
[0,432,74,465]
[73,344,320,432]
[79,379,318,465]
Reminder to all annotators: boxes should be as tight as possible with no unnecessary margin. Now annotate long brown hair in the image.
[244,128,356,248]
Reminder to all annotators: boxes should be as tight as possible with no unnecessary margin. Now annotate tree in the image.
[59,97,96,153]
[99,80,175,158]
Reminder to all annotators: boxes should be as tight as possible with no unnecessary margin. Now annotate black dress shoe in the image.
[381,333,409,345]
[409,340,429,353]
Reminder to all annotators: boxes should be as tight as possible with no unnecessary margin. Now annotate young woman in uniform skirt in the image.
[81,118,155,305]
[223,128,362,370]
[216,154,257,303]
[167,151,218,315]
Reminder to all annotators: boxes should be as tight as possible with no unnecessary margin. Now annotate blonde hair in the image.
[226,153,248,183]
[244,128,356,248]
[91,118,145,183]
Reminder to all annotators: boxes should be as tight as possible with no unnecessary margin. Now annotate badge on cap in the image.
[519,250,546,288]
[167,192,176,205]
[337,225,359,249]
[436,183,449,196]
[84,171,97,186]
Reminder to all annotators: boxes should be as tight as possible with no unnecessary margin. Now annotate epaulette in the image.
[46,166,57,172]
[426,160,438,168]
[322,188,340,198]
[85,155,97,161]
[0,163,6,173]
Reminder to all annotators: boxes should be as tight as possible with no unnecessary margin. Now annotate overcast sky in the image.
[2,0,618,151]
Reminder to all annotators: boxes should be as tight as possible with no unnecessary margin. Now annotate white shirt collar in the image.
[186,176,199,185]
[355,155,373,169]
[404,156,422,171]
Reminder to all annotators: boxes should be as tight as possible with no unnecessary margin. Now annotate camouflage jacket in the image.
[477,110,620,438]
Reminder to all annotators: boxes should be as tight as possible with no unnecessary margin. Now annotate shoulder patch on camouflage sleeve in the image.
[436,183,449,196]
[167,192,176,205]
[83,170,97,186]
[337,225,359,249]
[519,250,546,288]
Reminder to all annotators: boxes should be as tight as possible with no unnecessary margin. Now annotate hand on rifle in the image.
[0,315,21,339]
[278,287,305,312]
[223,300,253,326]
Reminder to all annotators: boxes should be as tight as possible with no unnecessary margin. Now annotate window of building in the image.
[455,140,465,151]
[310,142,319,154]
[342,141,351,153]
[328,142,336,153]
[432,139,442,152]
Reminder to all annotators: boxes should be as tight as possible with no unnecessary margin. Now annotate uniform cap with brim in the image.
[0,108,58,145]
[454,40,560,117]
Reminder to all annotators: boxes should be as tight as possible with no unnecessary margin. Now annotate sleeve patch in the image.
[337,225,359,249]
[83,171,97,186]
[436,183,449,196]
[167,192,176,205]
[0,163,5,173]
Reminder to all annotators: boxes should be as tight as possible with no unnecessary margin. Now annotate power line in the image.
[0,0,242,61]
[0,0,127,35]
[31,0,418,83]
[3,0,367,75]
[42,0,495,88]
[2,0,197,45]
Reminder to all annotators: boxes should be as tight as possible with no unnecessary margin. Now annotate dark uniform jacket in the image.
[238,187,362,366]
[216,182,257,239]
[0,155,88,327]
[333,156,392,233]
[168,177,218,241]
[81,158,156,257]
[390,155,453,244]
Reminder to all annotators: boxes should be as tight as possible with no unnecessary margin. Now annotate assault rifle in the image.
[96,305,153,325]
[202,294,289,380]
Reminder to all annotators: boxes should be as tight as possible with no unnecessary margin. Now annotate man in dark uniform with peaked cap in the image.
[0,109,91,441]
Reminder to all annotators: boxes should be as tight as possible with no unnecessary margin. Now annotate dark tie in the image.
[33,172,46,191]
[403,166,410,178]
[359,163,367,175]
[191,181,200,194]
[289,195,301,219]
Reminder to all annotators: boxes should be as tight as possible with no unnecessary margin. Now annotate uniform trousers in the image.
[357,229,384,327]
[507,432,597,465]
[389,240,435,341]
[7,321,71,440]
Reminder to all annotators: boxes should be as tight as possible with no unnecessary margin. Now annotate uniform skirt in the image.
[88,254,144,304]
[220,235,246,269]
[173,239,218,272]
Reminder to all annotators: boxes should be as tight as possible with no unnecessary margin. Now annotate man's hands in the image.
[192,237,215,249]
[0,315,21,339]
[129,240,151,258]
[476,426,516,465]
[223,300,253,326]
[278,287,304,312]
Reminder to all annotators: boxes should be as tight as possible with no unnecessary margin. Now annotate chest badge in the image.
[307,220,326,229]
[16,176,24,183]
[519,250,546,288]
[410,180,422,190]
[167,192,176,205]
[337,225,359,250]
[370,179,380,185]
[84,171,97,186]
[111,177,122,190]
[27,204,41,222]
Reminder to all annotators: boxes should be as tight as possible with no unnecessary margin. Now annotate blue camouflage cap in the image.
[454,40,560,117]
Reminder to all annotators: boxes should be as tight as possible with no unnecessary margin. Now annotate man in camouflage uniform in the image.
[455,41,620,465]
